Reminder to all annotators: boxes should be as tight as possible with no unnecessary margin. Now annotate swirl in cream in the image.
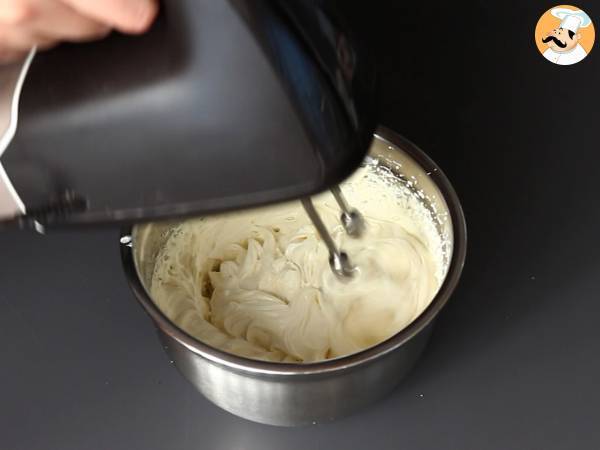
[150,166,444,363]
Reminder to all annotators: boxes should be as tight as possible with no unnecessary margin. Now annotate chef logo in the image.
[535,5,595,65]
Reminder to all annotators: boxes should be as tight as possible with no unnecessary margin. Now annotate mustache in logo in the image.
[542,35,567,48]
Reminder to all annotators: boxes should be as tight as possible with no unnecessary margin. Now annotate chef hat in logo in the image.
[551,7,592,33]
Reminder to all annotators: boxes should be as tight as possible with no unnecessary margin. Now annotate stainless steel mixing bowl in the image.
[120,126,467,426]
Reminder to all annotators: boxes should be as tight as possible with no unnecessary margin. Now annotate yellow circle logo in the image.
[535,5,595,65]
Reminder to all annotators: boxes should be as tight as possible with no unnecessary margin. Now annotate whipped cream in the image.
[150,163,445,363]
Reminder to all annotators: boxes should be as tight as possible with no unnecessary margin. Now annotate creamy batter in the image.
[150,162,445,363]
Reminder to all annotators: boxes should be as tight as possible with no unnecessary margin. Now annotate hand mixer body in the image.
[0,0,376,230]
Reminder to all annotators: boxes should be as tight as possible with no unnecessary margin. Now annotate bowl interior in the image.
[130,132,456,358]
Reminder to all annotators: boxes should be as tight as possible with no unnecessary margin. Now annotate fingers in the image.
[0,0,110,63]
[2,0,111,43]
[60,0,159,34]
[33,1,111,42]
[0,0,35,25]
[0,0,158,63]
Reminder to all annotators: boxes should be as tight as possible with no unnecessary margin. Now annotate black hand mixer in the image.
[0,0,376,277]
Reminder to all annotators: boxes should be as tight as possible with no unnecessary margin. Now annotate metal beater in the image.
[301,185,365,279]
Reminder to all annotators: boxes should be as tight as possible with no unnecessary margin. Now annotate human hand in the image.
[0,0,159,63]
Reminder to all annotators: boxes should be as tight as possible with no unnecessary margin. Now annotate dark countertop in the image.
[1,2,599,449]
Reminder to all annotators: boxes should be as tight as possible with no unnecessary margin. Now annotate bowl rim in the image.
[120,126,467,376]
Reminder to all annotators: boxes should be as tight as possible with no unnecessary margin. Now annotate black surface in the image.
[1,1,600,449]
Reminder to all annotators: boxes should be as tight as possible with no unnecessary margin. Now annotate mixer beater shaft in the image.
[301,185,365,279]
[330,185,365,238]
